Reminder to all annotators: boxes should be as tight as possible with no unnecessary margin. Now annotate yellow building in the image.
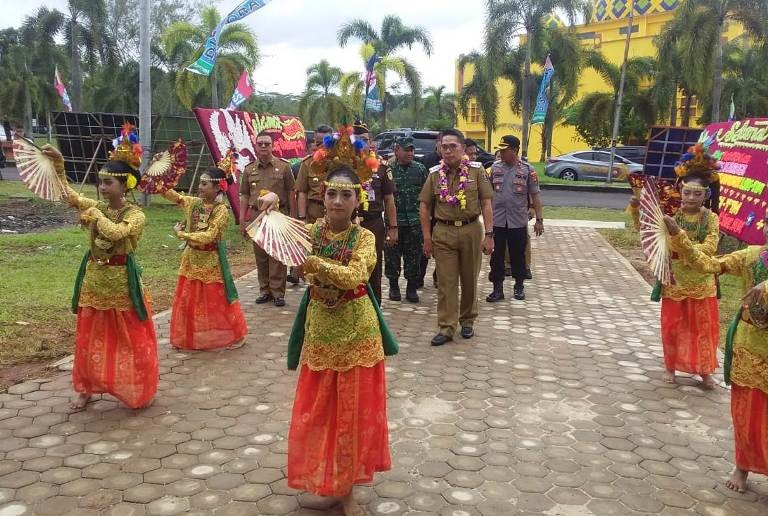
[456,0,743,160]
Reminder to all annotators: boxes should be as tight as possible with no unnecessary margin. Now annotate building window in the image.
[469,102,481,123]
[678,93,698,122]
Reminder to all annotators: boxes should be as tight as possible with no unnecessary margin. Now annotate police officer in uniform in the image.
[354,122,398,305]
[295,124,333,223]
[419,128,494,346]
[384,136,428,302]
[240,131,296,307]
[486,135,543,302]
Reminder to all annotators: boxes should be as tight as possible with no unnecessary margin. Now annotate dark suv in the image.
[373,130,440,160]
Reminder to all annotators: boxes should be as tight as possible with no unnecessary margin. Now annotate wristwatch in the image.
[536,218,543,223]
[298,215,307,220]
[484,230,494,237]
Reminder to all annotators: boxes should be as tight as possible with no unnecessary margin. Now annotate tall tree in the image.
[485,0,585,158]
[457,52,499,147]
[337,15,432,128]
[298,60,352,127]
[662,0,768,123]
[718,39,768,120]
[162,6,258,109]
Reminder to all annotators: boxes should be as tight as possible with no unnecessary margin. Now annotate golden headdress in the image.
[674,143,720,184]
[216,146,238,179]
[310,125,378,185]
[103,122,143,189]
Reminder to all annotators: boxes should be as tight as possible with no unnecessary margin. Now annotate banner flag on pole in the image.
[729,94,736,121]
[365,86,383,112]
[187,0,272,76]
[227,70,255,110]
[364,53,379,88]
[53,66,73,112]
[531,55,554,125]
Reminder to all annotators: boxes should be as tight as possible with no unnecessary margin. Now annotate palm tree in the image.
[162,6,258,109]
[298,60,352,127]
[719,39,768,120]
[485,0,585,158]
[337,15,432,127]
[662,0,768,122]
[457,52,500,147]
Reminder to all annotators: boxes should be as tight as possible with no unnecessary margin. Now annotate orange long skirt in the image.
[661,297,719,375]
[288,362,391,496]
[73,305,158,409]
[731,383,768,475]
[170,276,248,350]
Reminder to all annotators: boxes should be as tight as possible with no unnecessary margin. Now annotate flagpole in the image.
[607,0,635,185]
[139,0,151,205]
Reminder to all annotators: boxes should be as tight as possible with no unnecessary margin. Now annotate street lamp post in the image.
[607,0,635,184]
[139,0,151,205]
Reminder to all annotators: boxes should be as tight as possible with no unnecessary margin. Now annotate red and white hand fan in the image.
[246,211,311,266]
[138,139,188,194]
[639,177,674,285]
[12,138,66,201]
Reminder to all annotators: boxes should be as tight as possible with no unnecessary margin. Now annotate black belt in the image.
[436,216,479,227]
[360,212,383,221]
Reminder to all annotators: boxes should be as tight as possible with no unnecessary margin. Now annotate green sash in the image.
[217,242,239,304]
[71,251,148,321]
[724,309,740,385]
[287,283,399,371]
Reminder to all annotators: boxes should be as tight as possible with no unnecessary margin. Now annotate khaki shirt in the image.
[418,162,493,221]
[295,156,324,202]
[240,156,295,212]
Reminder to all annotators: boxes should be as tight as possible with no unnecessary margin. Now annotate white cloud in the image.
[4,0,486,95]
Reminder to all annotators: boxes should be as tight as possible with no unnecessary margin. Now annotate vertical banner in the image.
[365,86,383,113]
[531,55,554,125]
[53,66,73,112]
[228,70,255,110]
[186,0,273,76]
[193,108,306,224]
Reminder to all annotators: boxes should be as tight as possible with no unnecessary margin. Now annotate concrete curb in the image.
[541,183,632,194]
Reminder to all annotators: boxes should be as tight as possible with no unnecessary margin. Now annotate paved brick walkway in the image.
[1,227,768,516]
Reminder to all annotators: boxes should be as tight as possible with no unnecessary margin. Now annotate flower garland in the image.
[360,180,373,211]
[438,158,469,210]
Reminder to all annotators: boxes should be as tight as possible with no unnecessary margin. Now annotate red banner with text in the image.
[703,118,768,244]
[193,108,307,223]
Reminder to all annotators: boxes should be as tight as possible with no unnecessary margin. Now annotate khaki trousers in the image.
[432,220,483,337]
[253,243,287,297]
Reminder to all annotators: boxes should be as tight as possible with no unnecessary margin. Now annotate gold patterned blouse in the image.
[63,184,146,311]
[670,235,768,394]
[663,209,719,301]
[162,190,229,283]
[300,222,384,372]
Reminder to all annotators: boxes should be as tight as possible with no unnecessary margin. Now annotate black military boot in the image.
[389,280,402,301]
[486,282,505,303]
[405,281,419,303]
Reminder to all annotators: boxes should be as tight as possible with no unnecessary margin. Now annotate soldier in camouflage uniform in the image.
[384,137,428,302]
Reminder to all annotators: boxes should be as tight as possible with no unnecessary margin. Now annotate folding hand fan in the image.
[246,211,311,267]
[138,139,188,194]
[12,138,65,201]
[639,177,673,285]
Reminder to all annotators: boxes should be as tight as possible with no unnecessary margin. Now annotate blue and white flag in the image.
[531,55,554,125]
[187,0,272,76]
[365,86,383,112]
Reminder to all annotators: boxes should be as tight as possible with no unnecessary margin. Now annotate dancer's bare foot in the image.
[726,468,748,493]
[70,393,92,410]
[341,493,364,516]
[701,374,716,390]
[663,370,676,384]
[226,339,245,350]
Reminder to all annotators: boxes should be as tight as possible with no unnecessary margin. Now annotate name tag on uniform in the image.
[368,189,376,201]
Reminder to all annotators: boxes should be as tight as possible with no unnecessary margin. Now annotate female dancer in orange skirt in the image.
[284,163,398,516]
[666,210,768,493]
[157,163,247,350]
[42,130,158,410]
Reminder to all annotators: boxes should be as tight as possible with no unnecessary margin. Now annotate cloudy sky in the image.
[4,0,488,95]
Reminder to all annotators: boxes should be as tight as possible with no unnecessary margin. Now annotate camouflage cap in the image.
[395,136,415,149]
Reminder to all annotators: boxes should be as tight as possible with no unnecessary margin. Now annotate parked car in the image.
[595,145,646,164]
[545,150,643,181]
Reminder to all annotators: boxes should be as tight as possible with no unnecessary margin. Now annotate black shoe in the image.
[430,333,453,346]
[514,285,525,300]
[405,282,419,303]
[525,269,533,280]
[274,297,285,307]
[460,326,474,339]
[505,267,513,277]
[486,283,505,303]
[255,293,273,304]
[389,282,401,301]
[287,274,299,285]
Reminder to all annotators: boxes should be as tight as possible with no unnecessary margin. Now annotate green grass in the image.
[0,183,253,369]
[544,206,627,223]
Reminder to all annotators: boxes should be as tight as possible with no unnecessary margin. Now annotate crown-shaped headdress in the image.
[310,125,378,184]
[674,143,720,183]
[109,122,142,171]
[217,147,238,179]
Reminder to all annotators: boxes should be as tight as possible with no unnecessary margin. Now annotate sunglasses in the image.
[440,143,461,151]
[256,141,272,147]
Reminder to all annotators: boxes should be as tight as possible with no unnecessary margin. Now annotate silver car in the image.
[545,150,643,181]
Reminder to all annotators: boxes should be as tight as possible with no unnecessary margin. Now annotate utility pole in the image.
[607,0,635,184]
[139,0,151,205]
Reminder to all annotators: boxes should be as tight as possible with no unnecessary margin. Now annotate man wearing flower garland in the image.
[353,121,398,305]
[486,135,543,303]
[419,128,495,346]
[240,131,296,307]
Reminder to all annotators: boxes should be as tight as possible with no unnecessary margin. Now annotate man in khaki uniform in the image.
[295,124,333,223]
[419,128,494,346]
[240,131,296,307]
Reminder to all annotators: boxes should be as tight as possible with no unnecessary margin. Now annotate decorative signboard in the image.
[700,119,768,244]
[193,108,307,223]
